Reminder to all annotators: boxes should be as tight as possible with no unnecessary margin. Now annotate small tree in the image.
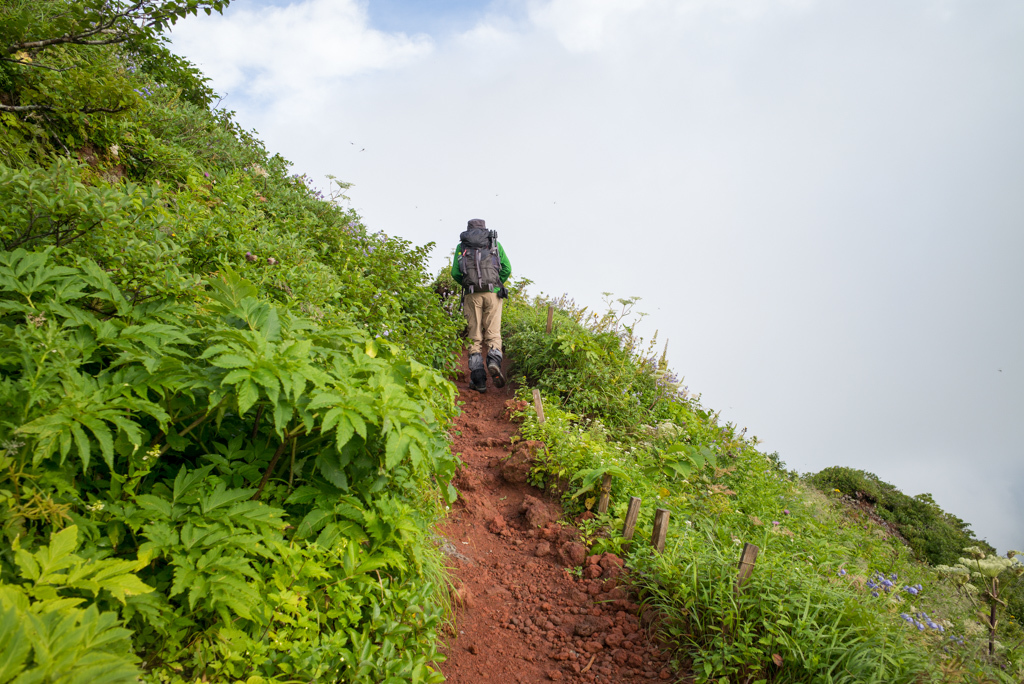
[937,547,1024,656]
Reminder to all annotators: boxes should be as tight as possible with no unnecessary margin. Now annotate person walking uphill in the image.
[452,219,512,393]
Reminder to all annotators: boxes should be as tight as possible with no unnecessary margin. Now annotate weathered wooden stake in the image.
[532,388,545,423]
[621,497,642,541]
[545,303,554,334]
[596,474,612,514]
[651,508,670,553]
[735,543,760,592]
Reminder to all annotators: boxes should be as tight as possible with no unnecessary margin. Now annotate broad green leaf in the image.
[236,379,259,415]
[385,432,411,470]
[295,508,332,539]
[0,606,31,683]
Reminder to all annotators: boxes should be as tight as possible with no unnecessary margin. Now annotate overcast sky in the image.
[170,0,1024,553]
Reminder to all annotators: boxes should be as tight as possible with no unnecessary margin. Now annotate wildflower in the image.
[871,591,879,597]
[837,569,847,577]
[772,520,780,526]
[782,509,790,515]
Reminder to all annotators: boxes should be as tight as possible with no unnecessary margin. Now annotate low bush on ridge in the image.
[502,292,1024,683]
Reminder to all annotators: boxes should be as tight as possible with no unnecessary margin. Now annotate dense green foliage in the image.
[3,1,1021,682]
[806,466,992,566]
[0,2,463,682]
[503,293,1024,683]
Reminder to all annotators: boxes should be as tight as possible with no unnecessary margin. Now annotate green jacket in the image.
[451,241,511,293]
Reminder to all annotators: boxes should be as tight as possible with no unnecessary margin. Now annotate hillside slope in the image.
[1,3,1022,683]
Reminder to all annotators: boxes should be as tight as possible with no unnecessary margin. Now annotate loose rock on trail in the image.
[438,354,685,683]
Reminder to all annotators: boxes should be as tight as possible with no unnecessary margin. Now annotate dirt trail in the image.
[438,354,685,683]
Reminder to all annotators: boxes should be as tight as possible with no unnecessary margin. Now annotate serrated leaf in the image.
[212,354,250,369]
[385,432,411,470]
[285,485,318,505]
[46,525,79,564]
[70,422,90,470]
[334,413,354,451]
[295,508,332,539]
[100,574,154,604]
[315,451,348,490]
[236,379,259,415]
[273,400,293,436]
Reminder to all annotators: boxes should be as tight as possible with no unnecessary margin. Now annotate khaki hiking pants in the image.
[463,291,502,356]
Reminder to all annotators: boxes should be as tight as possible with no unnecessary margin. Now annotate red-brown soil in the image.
[438,355,686,683]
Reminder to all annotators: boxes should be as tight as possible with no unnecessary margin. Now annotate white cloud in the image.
[525,0,819,52]
[170,0,433,99]
[171,0,1024,553]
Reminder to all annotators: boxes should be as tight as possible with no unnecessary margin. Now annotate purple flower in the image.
[871,591,879,597]
[837,569,847,577]
[772,521,780,526]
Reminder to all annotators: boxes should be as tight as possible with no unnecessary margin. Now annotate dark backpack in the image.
[458,227,501,293]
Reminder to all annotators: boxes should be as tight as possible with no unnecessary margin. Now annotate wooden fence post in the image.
[545,303,554,334]
[621,497,642,542]
[735,543,760,592]
[596,474,612,514]
[651,508,670,553]
[532,388,545,423]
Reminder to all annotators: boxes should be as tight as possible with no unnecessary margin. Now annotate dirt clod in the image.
[559,541,588,567]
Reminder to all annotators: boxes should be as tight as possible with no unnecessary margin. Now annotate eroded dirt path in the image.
[437,355,683,683]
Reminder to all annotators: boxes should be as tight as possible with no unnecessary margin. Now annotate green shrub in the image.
[506,294,1023,682]
[0,249,455,682]
[807,467,992,566]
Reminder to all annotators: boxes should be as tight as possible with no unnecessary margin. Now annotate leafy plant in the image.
[0,525,146,684]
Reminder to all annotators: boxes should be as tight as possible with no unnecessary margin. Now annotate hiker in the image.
[451,218,512,392]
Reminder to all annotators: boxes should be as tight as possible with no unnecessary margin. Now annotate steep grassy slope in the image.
[0,2,464,682]
[497,293,1024,684]
[3,3,1022,683]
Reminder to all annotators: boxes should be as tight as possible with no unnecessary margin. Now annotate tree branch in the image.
[0,102,128,115]
[0,103,51,112]
[0,58,74,73]
[252,439,291,501]
[82,105,129,113]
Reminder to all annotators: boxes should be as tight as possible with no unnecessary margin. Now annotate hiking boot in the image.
[487,350,506,388]
[469,368,488,392]
[468,353,488,392]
